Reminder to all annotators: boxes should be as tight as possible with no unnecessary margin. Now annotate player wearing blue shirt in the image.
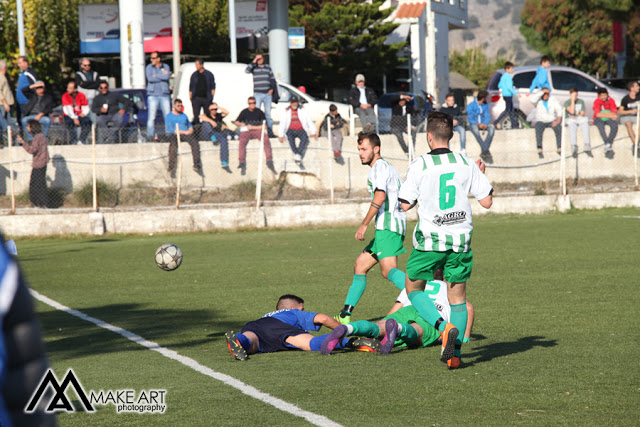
[225,295,348,360]
[529,56,551,93]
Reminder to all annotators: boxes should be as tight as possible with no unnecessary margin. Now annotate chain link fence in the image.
[0,117,638,214]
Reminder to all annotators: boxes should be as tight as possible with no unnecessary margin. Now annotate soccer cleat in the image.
[350,337,380,353]
[447,356,461,369]
[334,310,351,325]
[321,325,348,355]
[440,323,459,362]
[225,331,247,361]
[380,319,398,355]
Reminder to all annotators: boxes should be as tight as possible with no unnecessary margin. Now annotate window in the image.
[487,71,503,90]
[512,71,536,89]
[550,71,598,93]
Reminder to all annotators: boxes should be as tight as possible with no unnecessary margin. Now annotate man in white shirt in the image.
[532,87,564,158]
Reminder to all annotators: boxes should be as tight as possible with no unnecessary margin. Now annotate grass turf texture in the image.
[17,207,640,426]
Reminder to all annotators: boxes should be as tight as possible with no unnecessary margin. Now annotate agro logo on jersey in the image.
[433,211,466,227]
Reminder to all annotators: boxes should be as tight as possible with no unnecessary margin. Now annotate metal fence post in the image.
[175,124,182,209]
[255,120,266,209]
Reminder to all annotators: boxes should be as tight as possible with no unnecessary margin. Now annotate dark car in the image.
[49,88,164,144]
[599,77,640,90]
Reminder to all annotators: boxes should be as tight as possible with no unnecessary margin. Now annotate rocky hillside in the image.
[448,0,542,65]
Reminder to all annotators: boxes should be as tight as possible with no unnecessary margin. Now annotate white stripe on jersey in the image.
[367,158,407,235]
[396,280,451,322]
[399,151,492,252]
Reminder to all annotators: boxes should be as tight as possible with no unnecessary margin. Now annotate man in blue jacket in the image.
[189,59,215,125]
[15,56,38,126]
[466,90,495,164]
[145,51,171,141]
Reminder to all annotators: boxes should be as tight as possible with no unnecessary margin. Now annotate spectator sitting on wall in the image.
[165,98,203,178]
[62,80,92,145]
[235,96,277,176]
[91,81,131,144]
[21,81,53,140]
[618,80,640,157]
[390,93,416,155]
[200,102,233,173]
[278,95,317,171]
[439,93,467,155]
[531,87,563,159]
[593,87,618,160]
[466,90,494,164]
[348,74,378,133]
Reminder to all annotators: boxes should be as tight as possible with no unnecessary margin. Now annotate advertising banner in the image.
[79,3,181,54]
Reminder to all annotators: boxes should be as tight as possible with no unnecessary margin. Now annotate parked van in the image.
[173,62,351,129]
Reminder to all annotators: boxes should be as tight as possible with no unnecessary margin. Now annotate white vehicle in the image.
[173,62,351,129]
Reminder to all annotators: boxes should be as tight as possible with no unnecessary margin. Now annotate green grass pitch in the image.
[16,207,640,426]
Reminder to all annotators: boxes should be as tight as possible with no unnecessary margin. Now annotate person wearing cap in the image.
[278,96,317,169]
[593,87,618,159]
[348,74,378,133]
[20,80,54,140]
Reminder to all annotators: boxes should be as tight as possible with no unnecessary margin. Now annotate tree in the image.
[288,1,405,95]
[520,0,640,77]
[449,47,506,89]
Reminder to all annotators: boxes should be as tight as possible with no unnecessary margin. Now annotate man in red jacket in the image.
[62,81,92,144]
[593,87,618,159]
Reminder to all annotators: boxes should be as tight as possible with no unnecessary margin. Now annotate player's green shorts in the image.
[364,229,407,260]
[384,306,440,348]
[406,249,473,283]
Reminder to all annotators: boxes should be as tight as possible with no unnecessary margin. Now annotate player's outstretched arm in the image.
[314,313,340,330]
[356,190,386,240]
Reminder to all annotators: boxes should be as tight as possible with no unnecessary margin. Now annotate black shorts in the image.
[241,317,308,353]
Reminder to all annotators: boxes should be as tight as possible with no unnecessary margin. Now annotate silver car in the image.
[486,66,627,128]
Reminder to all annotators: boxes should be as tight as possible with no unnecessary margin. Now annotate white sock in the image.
[346,324,354,334]
[397,323,403,332]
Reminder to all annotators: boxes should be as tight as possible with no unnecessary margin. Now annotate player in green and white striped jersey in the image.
[335,133,408,325]
[398,112,493,369]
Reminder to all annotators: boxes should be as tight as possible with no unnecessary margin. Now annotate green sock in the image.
[387,268,406,291]
[397,323,418,346]
[344,274,367,308]
[408,291,446,332]
[350,320,380,338]
[450,302,468,357]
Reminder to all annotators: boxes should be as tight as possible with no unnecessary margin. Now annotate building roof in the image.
[449,72,478,90]
[395,2,426,19]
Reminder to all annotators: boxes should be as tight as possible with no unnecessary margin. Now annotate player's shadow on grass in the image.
[463,335,557,367]
[37,303,237,360]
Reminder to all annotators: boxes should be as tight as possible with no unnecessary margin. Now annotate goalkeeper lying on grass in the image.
[321,270,475,356]
[224,294,376,360]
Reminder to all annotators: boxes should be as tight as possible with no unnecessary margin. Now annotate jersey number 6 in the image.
[439,173,456,210]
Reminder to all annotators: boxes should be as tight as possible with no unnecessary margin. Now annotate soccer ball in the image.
[155,243,183,271]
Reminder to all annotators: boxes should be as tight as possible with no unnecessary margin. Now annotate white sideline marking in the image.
[613,215,640,219]
[30,290,342,427]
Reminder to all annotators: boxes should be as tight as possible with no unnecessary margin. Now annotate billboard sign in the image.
[235,0,268,39]
[79,3,181,54]
[288,27,305,49]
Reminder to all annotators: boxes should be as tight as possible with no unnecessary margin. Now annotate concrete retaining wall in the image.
[0,127,637,197]
[1,191,639,237]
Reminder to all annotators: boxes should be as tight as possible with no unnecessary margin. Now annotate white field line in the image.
[612,216,640,219]
[30,289,342,427]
